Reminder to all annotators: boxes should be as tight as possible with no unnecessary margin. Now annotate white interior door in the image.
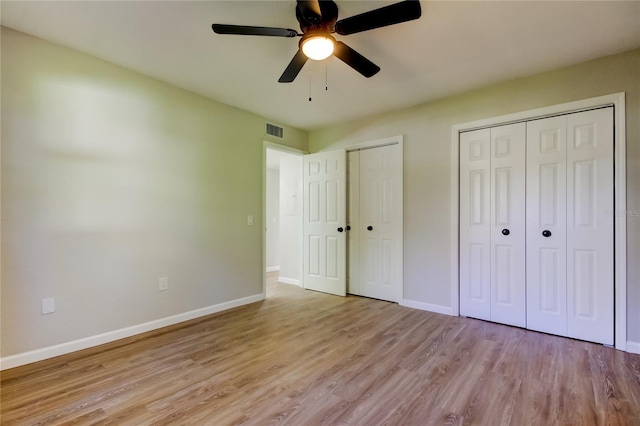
[566,108,614,345]
[526,109,614,344]
[526,115,568,336]
[459,129,491,320]
[489,123,526,327]
[347,151,361,295]
[356,144,402,302]
[459,106,615,345]
[303,150,347,296]
[460,125,526,325]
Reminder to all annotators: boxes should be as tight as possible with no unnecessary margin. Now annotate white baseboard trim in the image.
[278,276,300,286]
[266,266,280,272]
[626,341,640,354]
[0,293,265,371]
[400,299,455,316]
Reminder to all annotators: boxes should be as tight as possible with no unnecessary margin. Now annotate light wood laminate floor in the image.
[2,273,639,425]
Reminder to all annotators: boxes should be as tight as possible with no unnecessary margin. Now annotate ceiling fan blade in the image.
[333,41,380,78]
[335,0,422,36]
[278,49,308,83]
[212,24,299,38]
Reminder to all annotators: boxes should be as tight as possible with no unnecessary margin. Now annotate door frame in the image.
[267,136,404,300]
[262,141,306,297]
[344,135,404,302]
[450,93,627,351]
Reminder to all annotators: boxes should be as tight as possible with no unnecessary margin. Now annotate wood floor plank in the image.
[2,273,639,425]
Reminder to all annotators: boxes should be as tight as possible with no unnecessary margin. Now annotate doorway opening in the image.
[264,143,304,297]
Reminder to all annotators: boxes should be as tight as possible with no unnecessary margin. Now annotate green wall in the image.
[1,27,308,359]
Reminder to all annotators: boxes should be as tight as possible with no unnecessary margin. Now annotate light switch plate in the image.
[42,297,55,315]
[159,277,168,291]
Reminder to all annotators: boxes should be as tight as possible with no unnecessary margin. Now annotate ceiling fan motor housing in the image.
[296,0,339,34]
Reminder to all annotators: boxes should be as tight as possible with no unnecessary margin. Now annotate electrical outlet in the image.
[247,215,254,226]
[42,297,55,315]
[159,277,168,291]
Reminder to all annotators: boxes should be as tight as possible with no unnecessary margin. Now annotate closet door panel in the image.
[566,108,614,344]
[459,107,615,345]
[526,116,568,336]
[490,123,526,327]
[358,144,401,302]
[360,149,381,298]
[460,129,491,320]
[347,151,361,296]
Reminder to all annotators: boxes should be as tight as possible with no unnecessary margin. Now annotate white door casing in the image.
[303,150,347,296]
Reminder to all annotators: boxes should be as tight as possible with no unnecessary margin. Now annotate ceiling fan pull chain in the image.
[325,62,328,91]
[308,71,312,102]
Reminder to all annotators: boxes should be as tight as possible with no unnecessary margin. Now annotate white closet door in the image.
[460,107,614,344]
[347,151,361,295]
[566,108,614,345]
[358,144,401,302]
[460,129,491,321]
[303,150,347,296]
[526,115,568,336]
[490,123,526,327]
[526,108,614,344]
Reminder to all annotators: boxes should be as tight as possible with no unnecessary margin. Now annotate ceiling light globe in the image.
[302,35,334,61]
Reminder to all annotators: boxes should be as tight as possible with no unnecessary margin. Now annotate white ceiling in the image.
[2,1,639,131]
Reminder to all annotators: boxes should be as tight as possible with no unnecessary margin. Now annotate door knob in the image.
[542,230,552,237]
[346,226,351,231]
[502,229,510,236]
[337,227,344,233]
[367,226,373,231]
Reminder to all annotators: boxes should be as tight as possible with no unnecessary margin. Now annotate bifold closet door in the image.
[566,109,614,344]
[527,108,614,345]
[526,116,568,336]
[460,123,526,327]
[460,129,491,320]
[490,124,526,327]
[347,151,361,296]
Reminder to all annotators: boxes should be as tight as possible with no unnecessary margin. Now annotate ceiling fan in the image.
[212,0,422,83]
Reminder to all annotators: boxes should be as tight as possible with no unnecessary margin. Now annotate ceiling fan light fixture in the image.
[301,34,335,60]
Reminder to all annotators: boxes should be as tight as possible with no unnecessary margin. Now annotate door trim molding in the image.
[345,135,403,152]
[345,135,404,302]
[450,93,627,351]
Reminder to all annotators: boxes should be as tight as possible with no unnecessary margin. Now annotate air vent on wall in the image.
[266,123,284,139]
